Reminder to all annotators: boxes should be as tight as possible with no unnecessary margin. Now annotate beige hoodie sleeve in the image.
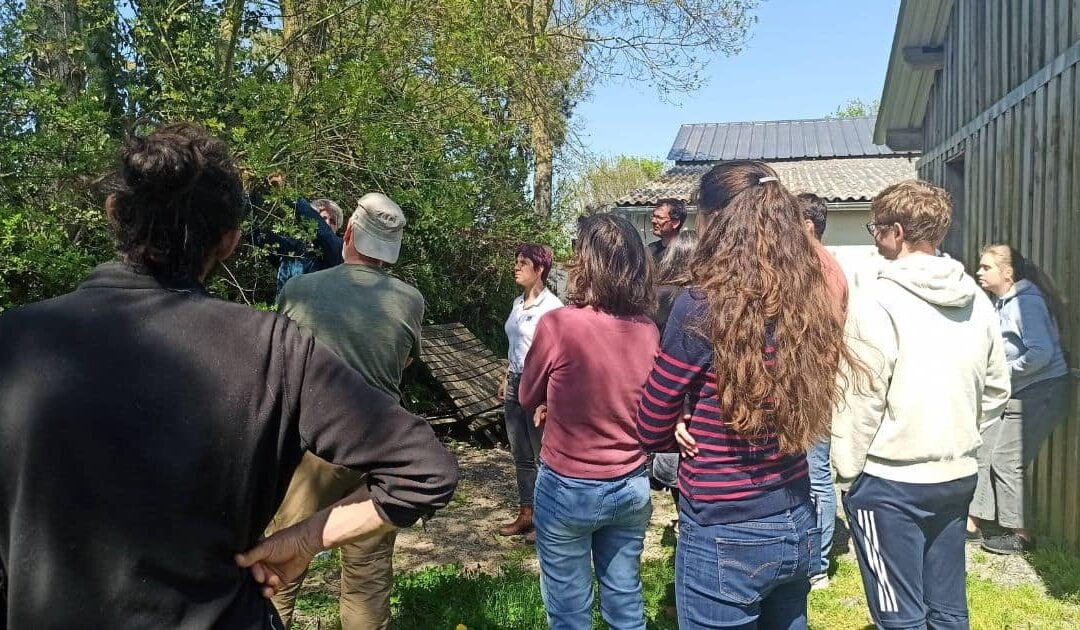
[980,309,1012,427]
[831,293,897,486]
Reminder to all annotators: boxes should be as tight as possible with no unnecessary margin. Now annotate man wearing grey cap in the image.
[267,192,426,629]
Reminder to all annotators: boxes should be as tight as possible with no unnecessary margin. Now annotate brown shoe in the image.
[498,506,534,536]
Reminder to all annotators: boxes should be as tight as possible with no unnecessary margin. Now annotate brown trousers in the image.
[266,452,398,629]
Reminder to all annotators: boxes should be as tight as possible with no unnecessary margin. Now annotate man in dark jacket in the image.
[251,193,345,300]
[0,122,458,630]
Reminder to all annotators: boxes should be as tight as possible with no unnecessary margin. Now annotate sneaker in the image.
[965,528,982,542]
[810,574,830,591]
[980,533,1034,555]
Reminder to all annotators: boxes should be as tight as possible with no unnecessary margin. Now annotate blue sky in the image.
[575,0,902,159]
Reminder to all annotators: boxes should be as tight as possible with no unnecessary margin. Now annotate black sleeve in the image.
[290,335,459,527]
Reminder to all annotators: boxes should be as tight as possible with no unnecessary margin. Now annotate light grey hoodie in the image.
[832,253,1011,484]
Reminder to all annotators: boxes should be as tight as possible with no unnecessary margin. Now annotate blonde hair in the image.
[870,180,952,246]
[982,243,1069,343]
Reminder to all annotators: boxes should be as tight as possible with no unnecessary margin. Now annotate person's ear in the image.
[343,222,354,247]
[893,222,905,243]
[218,228,242,261]
[104,194,119,223]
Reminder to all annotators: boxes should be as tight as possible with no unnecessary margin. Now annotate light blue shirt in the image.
[995,279,1069,394]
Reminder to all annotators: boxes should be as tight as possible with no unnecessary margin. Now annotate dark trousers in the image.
[844,473,976,630]
[970,375,1071,529]
[504,371,543,506]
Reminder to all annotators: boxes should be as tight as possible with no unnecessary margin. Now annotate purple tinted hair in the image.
[516,243,554,283]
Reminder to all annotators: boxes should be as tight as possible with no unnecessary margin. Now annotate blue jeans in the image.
[807,438,835,575]
[533,463,653,630]
[676,501,819,629]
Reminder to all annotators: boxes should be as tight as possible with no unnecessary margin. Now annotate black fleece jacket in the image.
[0,262,457,629]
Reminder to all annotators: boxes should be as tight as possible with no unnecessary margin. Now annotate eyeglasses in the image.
[865,222,895,237]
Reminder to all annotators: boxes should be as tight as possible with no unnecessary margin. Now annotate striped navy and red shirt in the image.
[636,288,810,525]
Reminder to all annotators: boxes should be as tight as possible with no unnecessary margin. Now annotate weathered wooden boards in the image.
[419,323,507,442]
[915,0,1080,548]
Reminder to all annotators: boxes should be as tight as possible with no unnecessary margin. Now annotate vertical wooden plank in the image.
[1042,75,1066,541]
[987,0,998,107]
[1067,62,1080,549]
[1058,0,1068,53]
[1074,0,1080,44]
[1020,0,1031,85]
[1017,97,1032,253]
[997,105,1006,244]
[1031,87,1047,263]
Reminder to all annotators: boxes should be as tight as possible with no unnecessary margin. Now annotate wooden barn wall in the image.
[924,0,1080,149]
[918,0,1080,547]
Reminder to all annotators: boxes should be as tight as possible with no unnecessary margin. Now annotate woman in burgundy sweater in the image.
[637,161,857,629]
[520,214,659,630]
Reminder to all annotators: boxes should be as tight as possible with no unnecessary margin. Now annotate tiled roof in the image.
[667,117,911,162]
[616,156,919,206]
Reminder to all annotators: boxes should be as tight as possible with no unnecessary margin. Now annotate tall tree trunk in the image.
[218,0,245,86]
[531,120,554,217]
[279,0,329,96]
[26,0,85,96]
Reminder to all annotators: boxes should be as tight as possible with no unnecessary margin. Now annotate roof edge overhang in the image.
[874,0,955,150]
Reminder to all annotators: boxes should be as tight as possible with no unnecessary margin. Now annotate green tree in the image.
[554,155,665,217]
[829,97,881,118]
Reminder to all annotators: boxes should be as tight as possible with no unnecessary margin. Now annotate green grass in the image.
[295,543,1080,630]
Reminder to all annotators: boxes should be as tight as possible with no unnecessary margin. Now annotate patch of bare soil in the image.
[395,441,678,574]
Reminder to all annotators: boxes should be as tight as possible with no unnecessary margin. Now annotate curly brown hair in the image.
[691,160,857,453]
[567,214,655,316]
[870,180,952,246]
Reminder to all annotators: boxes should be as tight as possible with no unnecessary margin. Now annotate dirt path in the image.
[395,441,678,574]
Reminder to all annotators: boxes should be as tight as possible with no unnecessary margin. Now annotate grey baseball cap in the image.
[349,192,406,264]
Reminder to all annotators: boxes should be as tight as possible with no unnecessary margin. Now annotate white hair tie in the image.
[758,176,778,184]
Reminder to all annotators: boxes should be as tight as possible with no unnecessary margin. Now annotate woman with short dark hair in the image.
[0,122,457,629]
[519,214,659,630]
[497,243,563,539]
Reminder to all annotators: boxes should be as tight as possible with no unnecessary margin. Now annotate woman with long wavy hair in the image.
[637,161,855,629]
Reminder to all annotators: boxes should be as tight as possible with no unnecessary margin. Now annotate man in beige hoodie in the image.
[833,180,1010,630]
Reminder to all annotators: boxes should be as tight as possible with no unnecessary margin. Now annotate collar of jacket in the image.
[78,261,208,295]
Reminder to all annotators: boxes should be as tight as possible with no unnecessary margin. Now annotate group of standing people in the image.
[497,159,1072,629]
[0,120,1073,630]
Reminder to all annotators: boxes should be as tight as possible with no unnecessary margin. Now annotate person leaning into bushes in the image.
[0,122,458,630]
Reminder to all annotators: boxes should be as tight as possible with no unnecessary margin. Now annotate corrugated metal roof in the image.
[617,156,919,206]
[667,117,905,162]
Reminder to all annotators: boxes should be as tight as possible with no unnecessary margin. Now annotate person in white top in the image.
[497,244,563,540]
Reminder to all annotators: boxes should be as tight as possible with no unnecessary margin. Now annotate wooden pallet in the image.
[419,323,507,438]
